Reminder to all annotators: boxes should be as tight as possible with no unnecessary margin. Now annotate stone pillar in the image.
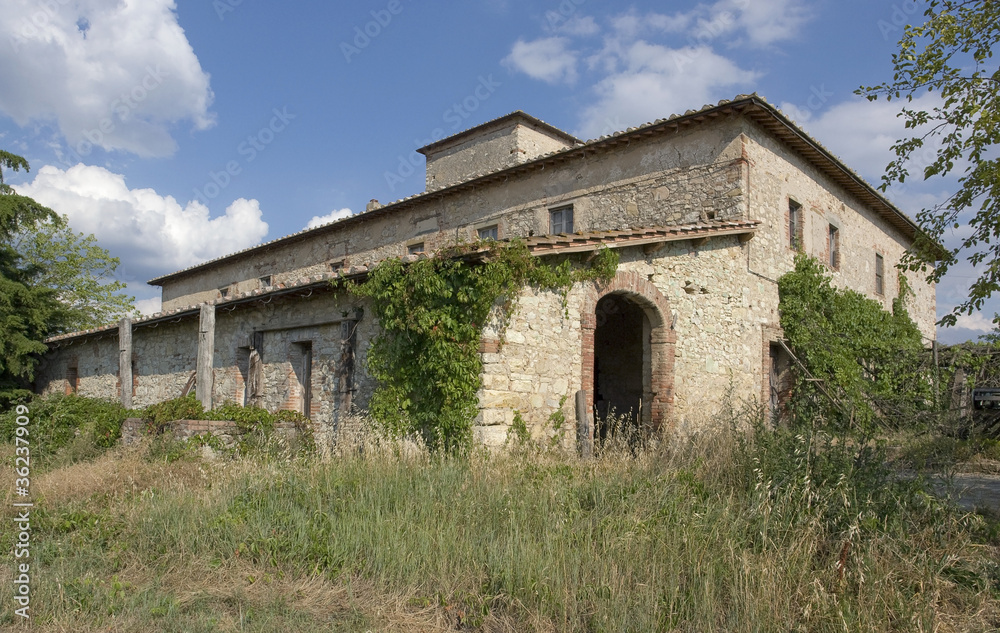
[196,304,216,411]
[118,317,133,409]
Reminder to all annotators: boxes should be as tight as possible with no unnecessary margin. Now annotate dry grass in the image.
[2,423,999,631]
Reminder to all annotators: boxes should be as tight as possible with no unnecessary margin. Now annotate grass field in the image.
[2,417,1000,632]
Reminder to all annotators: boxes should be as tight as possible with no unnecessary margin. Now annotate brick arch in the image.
[581,271,675,433]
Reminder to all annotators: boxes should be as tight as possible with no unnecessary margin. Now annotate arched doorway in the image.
[581,271,675,447]
[593,293,650,442]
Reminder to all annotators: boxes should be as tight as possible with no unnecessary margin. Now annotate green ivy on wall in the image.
[350,240,618,453]
[777,255,931,429]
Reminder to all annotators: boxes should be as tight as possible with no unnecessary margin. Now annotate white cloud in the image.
[135,296,163,316]
[306,208,354,229]
[548,14,600,36]
[17,164,268,286]
[781,94,944,184]
[1,0,214,157]
[724,0,812,46]
[578,42,758,138]
[503,37,579,84]
[505,4,809,138]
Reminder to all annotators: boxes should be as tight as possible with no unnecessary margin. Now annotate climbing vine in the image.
[777,254,931,429]
[350,240,618,453]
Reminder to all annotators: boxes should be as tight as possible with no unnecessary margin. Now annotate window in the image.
[407,242,424,255]
[788,199,801,249]
[875,253,884,295]
[218,286,230,299]
[828,224,839,269]
[478,225,498,241]
[329,260,345,273]
[258,275,272,287]
[550,205,574,234]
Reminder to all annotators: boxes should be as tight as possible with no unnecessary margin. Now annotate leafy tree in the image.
[13,216,135,332]
[0,150,134,404]
[857,0,1000,326]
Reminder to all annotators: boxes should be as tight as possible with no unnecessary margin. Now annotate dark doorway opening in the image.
[593,293,650,444]
[768,342,792,423]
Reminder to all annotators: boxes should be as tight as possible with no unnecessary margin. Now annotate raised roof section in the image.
[416,111,581,190]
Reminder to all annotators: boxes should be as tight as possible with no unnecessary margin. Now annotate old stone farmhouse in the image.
[35,94,937,446]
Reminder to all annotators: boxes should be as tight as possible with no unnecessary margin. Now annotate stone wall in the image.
[741,121,936,340]
[158,118,750,311]
[132,319,198,407]
[36,332,119,400]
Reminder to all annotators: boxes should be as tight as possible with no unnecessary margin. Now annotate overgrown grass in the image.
[2,409,999,631]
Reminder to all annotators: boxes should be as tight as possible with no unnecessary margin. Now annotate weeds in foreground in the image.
[1,406,998,632]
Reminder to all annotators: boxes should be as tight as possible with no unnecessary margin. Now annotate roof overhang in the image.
[148,94,942,287]
[52,222,754,346]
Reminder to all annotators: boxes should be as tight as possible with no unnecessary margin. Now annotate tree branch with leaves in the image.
[858,0,1000,326]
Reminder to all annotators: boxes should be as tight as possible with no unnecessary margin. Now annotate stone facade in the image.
[36,96,939,448]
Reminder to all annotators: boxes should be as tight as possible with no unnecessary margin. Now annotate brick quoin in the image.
[580,271,675,434]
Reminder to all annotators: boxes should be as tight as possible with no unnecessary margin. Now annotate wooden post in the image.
[118,317,132,409]
[576,389,593,458]
[334,311,360,434]
[196,304,216,411]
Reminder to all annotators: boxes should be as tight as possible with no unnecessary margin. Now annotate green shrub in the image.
[0,393,128,461]
[140,394,203,433]
[778,254,931,430]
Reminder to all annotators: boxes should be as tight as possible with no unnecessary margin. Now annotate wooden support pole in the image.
[196,304,216,411]
[576,389,593,458]
[118,317,132,409]
[334,309,361,436]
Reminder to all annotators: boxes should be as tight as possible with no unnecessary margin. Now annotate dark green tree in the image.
[858,0,1000,326]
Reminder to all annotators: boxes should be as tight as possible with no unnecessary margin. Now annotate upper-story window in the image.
[788,199,802,250]
[828,224,840,269]
[875,253,885,295]
[478,225,498,241]
[550,205,574,234]
[258,275,272,287]
[408,242,425,255]
[218,285,231,299]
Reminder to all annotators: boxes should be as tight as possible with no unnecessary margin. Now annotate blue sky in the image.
[0,0,987,342]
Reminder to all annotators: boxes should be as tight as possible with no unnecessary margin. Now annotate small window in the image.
[828,224,839,269]
[788,200,801,249]
[329,260,345,273]
[218,286,231,299]
[550,205,574,234]
[408,243,424,255]
[478,225,498,241]
[258,275,272,287]
[875,253,884,295]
